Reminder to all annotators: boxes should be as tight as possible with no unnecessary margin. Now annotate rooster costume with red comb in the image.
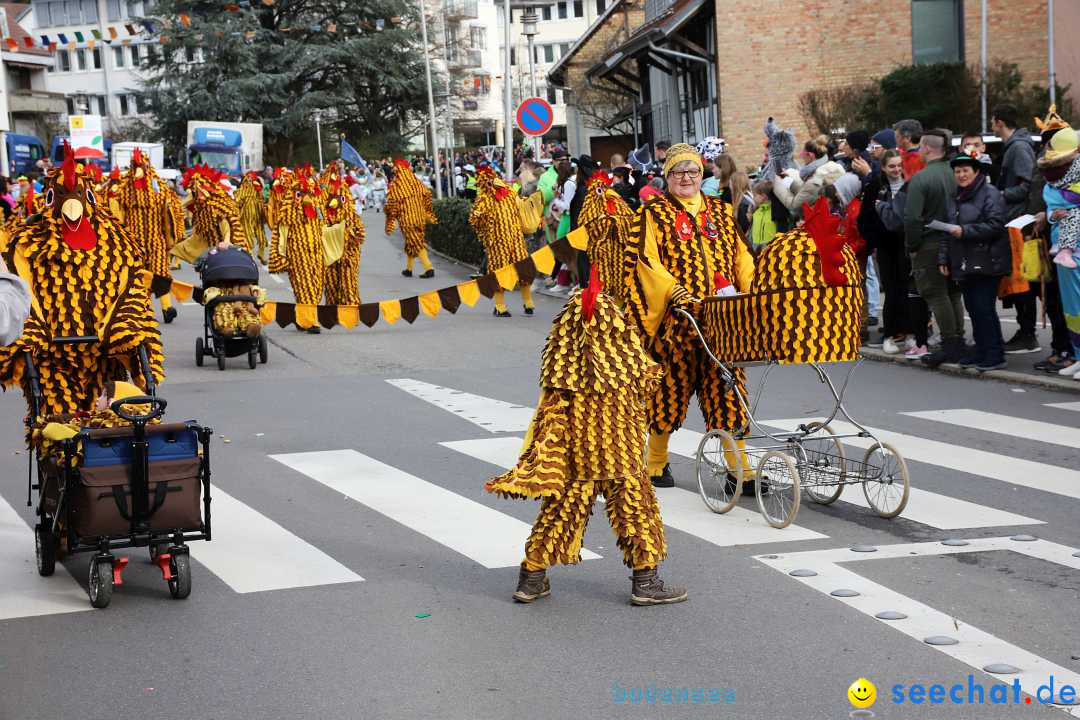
[321,166,365,306]
[485,275,686,605]
[274,169,327,328]
[383,159,436,277]
[235,171,269,264]
[171,165,250,264]
[0,144,164,416]
[468,166,533,316]
[575,171,634,302]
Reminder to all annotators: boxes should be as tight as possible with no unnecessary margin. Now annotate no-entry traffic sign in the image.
[515,97,554,137]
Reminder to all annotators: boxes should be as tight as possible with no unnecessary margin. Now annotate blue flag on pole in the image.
[341,140,367,171]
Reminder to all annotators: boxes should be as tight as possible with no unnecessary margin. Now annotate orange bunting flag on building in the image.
[178,14,191,27]
[4,38,17,51]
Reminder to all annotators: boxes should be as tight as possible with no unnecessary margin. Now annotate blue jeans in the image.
[865,255,881,318]
[960,275,1005,365]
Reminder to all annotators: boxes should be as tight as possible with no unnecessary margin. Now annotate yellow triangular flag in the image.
[294,304,318,329]
[260,302,277,325]
[337,305,359,329]
[494,264,519,290]
[457,281,480,307]
[379,299,401,325]
[567,225,588,250]
[170,280,194,303]
[419,291,441,318]
[532,244,555,275]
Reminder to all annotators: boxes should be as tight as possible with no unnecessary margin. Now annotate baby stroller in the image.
[27,341,214,609]
[194,247,269,370]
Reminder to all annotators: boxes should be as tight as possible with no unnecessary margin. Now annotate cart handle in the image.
[111,396,167,424]
[671,307,737,385]
[52,335,101,345]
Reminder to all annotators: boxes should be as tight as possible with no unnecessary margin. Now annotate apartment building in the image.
[1,3,64,144]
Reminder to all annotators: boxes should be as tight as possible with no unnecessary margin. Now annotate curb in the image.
[859,347,1080,394]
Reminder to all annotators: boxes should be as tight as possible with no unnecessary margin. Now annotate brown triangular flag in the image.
[437,286,461,314]
[551,237,575,266]
[358,303,380,327]
[400,296,420,324]
[475,274,499,299]
[317,304,338,329]
[150,274,172,298]
[514,257,537,286]
[275,303,297,328]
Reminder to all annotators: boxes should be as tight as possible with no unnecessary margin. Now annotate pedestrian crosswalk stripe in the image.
[0,495,91,621]
[758,537,1080,708]
[386,378,533,432]
[271,449,600,568]
[902,408,1080,450]
[1045,401,1080,413]
[663,426,1043,530]
[441,438,829,547]
[187,486,363,594]
[765,418,1080,501]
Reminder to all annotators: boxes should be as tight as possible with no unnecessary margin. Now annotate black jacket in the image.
[997,127,1036,220]
[939,175,1010,279]
[858,175,903,255]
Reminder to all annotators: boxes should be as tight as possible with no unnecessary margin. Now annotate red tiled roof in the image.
[1,3,53,57]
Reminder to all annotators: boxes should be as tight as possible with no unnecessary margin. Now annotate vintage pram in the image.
[26,341,213,608]
[194,246,268,370]
[677,227,910,529]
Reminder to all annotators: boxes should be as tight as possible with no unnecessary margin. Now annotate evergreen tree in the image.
[138,0,433,165]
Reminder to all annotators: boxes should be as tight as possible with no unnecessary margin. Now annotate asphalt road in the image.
[1,211,1078,720]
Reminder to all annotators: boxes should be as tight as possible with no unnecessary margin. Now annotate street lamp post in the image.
[502,0,513,181]
[419,0,443,199]
[313,111,324,170]
[520,6,541,160]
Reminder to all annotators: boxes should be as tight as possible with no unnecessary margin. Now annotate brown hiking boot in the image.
[630,567,688,606]
[513,564,550,603]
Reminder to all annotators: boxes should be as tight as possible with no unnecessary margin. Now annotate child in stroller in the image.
[194,245,269,369]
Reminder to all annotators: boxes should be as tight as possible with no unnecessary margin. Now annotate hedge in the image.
[426,197,484,267]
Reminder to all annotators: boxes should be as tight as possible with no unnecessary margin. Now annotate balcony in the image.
[9,88,66,115]
[644,0,676,23]
[447,47,483,70]
[444,0,478,20]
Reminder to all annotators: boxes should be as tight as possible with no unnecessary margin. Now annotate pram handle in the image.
[52,335,100,345]
[111,396,167,424]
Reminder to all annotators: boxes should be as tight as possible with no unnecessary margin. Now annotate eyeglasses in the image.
[669,169,701,180]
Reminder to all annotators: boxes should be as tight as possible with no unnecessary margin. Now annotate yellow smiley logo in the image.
[848,678,876,708]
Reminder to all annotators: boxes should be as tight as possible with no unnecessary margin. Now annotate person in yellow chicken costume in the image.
[623,143,757,492]
[171,164,251,263]
[384,159,436,278]
[266,166,291,275]
[576,170,635,303]
[0,144,164,417]
[323,173,364,306]
[114,148,184,324]
[486,272,687,606]
[275,169,327,333]
[468,165,534,317]
[235,171,269,265]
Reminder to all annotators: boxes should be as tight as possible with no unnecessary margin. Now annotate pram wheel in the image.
[258,334,268,364]
[696,430,741,514]
[801,423,846,505]
[168,551,191,599]
[195,337,205,367]
[861,442,910,518]
[216,348,226,371]
[88,557,113,609]
[248,345,257,369]
[35,523,56,577]
[756,451,801,529]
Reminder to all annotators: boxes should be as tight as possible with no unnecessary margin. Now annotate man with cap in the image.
[623,143,756,490]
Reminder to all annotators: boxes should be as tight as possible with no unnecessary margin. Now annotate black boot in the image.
[162,306,177,324]
[513,564,550,603]
[401,269,413,277]
[419,269,434,279]
[650,464,674,488]
[630,567,688,606]
[922,337,964,368]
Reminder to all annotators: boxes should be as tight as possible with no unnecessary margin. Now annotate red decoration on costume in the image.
[62,217,97,251]
[698,212,717,239]
[580,265,603,322]
[802,197,847,286]
[675,211,694,242]
[605,196,618,215]
[494,185,510,201]
[588,170,612,187]
[61,142,77,192]
[24,185,33,214]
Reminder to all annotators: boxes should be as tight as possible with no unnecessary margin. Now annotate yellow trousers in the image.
[646,431,753,477]
[405,249,433,272]
[493,284,534,313]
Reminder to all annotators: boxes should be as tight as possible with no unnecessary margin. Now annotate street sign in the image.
[68,115,105,159]
[515,97,554,137]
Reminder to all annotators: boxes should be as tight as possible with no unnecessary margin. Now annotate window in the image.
[470,26,485,50]
[911,0,963,65]
[546,86,557,105]
[57,49,71,72]
[130,45,140,66]
[184,45,195,63]
[543,44,554,63]
[118,94,130,116]
[64,0,79,22]
[557,2,567,19]
[76,49,88,71]
[65,97,75,115]
[92,47,102,69]
[595,0,606,14]
[81,0,97,21]
[113,46,126,67]
[560,43,571,57]
[510,47,515,66]
[542,5,551,20]
[573,0,584,17]
[92,95,105,115]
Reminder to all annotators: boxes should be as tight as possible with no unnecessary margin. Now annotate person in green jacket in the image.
[749,180,778,247]
[903,129,965,367]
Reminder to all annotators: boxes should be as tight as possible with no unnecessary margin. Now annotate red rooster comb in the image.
[477,165,495,177]
[110,166,121,180]
[588,170,612,187]
[394,158,411,170]
[802,196,847,286]
[24,184,34,214]
[132,147,143,165]
[61,141,77,191]
[580,265,603,322]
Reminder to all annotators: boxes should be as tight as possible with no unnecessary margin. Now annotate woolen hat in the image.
[845,130,870,153]
[576,154,599,177]
[871,129,897,150]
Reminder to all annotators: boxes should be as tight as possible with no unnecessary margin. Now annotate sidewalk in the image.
[859,345,1080,393]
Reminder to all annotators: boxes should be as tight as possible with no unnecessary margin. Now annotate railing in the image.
[644,0,676,23]
[444,0,479,20]
[639,100,672,146]
[447,47,482,69]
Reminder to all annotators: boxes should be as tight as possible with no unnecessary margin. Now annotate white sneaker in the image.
[883,337,901,354]
[904,337,917,350]
[1059,361,1080,377]
[928,331,941,347]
